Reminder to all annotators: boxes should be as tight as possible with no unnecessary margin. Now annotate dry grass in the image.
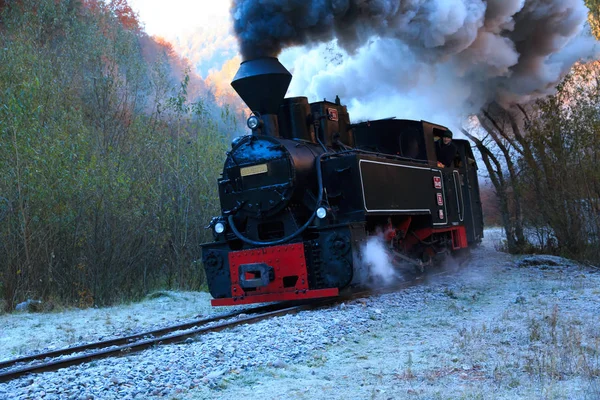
[524,306,600,384]
[449,300,600,398]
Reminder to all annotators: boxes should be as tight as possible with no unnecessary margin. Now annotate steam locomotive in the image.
[201,58,483,306]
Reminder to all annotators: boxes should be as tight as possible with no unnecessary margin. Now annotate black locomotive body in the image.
[202,58,484,306]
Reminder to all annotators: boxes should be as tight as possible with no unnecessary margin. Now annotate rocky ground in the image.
[1,230,599,399]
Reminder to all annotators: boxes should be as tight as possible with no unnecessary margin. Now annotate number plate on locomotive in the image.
[240,164,269,177]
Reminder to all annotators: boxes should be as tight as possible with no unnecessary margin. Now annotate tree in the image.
[108,0,140,32]
[521,63,600,260]
[464,61,600,262]
[462,105,529,253]
[586,0,600,39]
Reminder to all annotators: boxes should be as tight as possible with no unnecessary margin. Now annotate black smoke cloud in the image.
[231,0,598,112]
[231,0,489,59]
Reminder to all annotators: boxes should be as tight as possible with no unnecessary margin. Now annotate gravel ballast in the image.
[1,230,599,399]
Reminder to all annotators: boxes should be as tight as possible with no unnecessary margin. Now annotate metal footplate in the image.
[210,242,339,306]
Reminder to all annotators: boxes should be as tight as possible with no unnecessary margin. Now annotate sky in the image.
[128,0,232,38]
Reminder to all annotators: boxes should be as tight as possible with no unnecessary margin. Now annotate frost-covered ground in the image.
[0,291,250,363]
[1,229,599,400]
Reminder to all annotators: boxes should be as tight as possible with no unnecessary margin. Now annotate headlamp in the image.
[214,222,226,234]
[247,116,261,130]
[316,207,328,219]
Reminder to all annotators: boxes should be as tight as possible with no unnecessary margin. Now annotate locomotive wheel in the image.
[419,247,437,272]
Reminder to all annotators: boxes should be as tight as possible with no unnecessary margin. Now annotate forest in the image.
[1,0,600,312]
[0,0,237,311]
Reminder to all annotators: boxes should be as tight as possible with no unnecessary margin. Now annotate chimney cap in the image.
[231,58,292,115]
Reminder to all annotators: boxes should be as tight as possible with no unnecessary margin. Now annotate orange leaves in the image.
[82,0,140,32]
[108,0,140,31]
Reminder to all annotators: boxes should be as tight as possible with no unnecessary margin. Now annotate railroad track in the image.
[0,301,327,383]
[0,268,453,383]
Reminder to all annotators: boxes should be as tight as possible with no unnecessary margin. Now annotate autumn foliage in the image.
[107,0,139,31]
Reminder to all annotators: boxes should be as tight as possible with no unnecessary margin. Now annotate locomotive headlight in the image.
[214,222,226,234]
[316,207,328,219]
[247,116,261,130]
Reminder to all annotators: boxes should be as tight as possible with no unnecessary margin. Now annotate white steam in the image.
[360,235,399,285]
[280,40,474,126]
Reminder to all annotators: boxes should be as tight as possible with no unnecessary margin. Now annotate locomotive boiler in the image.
[201,58,484,306]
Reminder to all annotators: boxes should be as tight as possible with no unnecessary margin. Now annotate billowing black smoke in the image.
[231,0,597,113]
[232,0,490,59]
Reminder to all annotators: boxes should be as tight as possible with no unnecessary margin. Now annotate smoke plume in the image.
[231,0,598,116]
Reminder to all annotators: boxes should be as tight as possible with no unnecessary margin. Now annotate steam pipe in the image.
[260,115,280,137]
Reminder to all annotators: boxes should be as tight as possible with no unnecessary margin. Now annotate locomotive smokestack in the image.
[231,58,292,116]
